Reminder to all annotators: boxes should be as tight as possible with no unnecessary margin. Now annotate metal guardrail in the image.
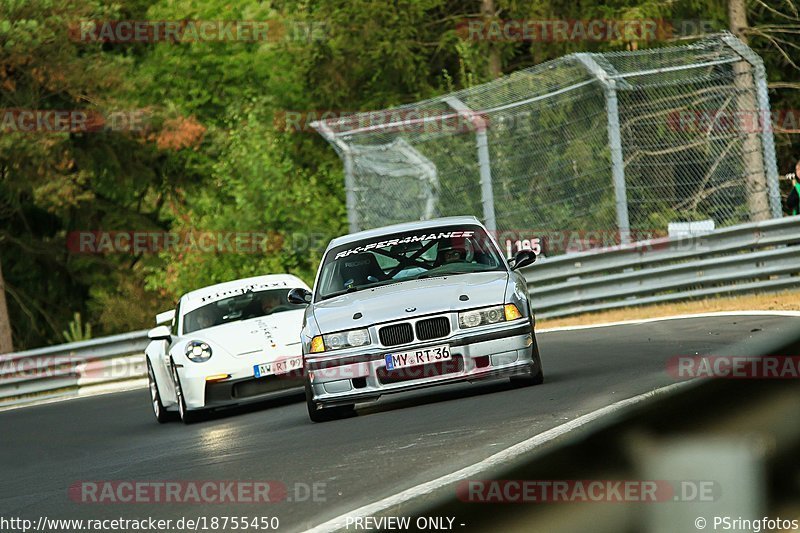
[0,330,149,406]
[523,217,800,319]
[2,217,799,405]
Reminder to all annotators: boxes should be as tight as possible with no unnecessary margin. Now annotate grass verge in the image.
[537,289,800,329]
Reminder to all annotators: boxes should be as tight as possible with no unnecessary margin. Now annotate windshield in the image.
[316,224,505,301]
[182,288,306,334]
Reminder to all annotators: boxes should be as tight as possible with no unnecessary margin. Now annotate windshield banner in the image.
[333,230,475,260]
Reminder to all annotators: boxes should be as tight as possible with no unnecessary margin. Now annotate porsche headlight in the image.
[185,340,212,362]
[320,328,371,351]
[458,306,506,329]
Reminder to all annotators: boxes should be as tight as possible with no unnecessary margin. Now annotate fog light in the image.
[205,373,230,382]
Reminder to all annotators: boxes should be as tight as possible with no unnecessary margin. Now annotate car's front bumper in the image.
[203,374,304,409]
[305,320,537,407]
[177,350,304,410]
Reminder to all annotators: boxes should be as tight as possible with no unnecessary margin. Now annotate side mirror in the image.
[287,287,313,305]
[510,249,537,270]
[147,325,172,342]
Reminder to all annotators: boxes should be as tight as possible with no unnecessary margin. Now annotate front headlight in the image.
[316,328,371,352]
[458,304,524,329]
[458,305,506,329]
[185,340,212,362]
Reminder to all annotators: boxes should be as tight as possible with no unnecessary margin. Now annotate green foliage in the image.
[63,312,91,343]
[0,0,177,347]
[146,98,346,294]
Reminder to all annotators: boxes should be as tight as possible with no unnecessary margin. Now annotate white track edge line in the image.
[305,381,692,533]
[537,310,800,333]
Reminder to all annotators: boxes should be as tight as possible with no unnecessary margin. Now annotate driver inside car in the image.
[194,306,217,330]
[436,237,473,266]
[259,291,283,316]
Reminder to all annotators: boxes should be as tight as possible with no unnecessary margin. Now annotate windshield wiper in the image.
[321,285,361,300]
[415,270,479,281]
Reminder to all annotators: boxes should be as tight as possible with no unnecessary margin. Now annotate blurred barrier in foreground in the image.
[406,325,800,532]
[524,216,800,318]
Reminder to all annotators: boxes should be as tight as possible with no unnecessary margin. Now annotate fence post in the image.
[605,85,632,245]
[722,33,781,220]
[342,151,359,233]
[313,121,360,233]
[445,97,497,232]
[575,54,631,245]
[754,66,782,218]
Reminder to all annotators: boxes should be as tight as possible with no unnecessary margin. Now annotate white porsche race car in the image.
[145,274,311,423]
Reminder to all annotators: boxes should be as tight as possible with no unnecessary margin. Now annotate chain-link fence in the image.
[313,33,780,256]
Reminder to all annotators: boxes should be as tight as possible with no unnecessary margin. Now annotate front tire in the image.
[511,363,544,386]
[510,332,544,387]
[305,380,354,423]
[171,360,204,424]
[147,358,177,423]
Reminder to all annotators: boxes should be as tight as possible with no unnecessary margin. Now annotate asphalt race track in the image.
[2,315,798,532]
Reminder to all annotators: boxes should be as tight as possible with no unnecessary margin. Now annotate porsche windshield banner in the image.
[332,229,476,260]
[196,280,288,303]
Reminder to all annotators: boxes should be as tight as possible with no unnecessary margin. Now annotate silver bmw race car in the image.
[288,216,543,422]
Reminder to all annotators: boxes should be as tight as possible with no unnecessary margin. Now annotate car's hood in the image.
[184,309,304,357]
[312,271,509,330]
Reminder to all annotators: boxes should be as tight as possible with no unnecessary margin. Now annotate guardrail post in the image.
[575,54,631,245]
[445,97,497,232]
